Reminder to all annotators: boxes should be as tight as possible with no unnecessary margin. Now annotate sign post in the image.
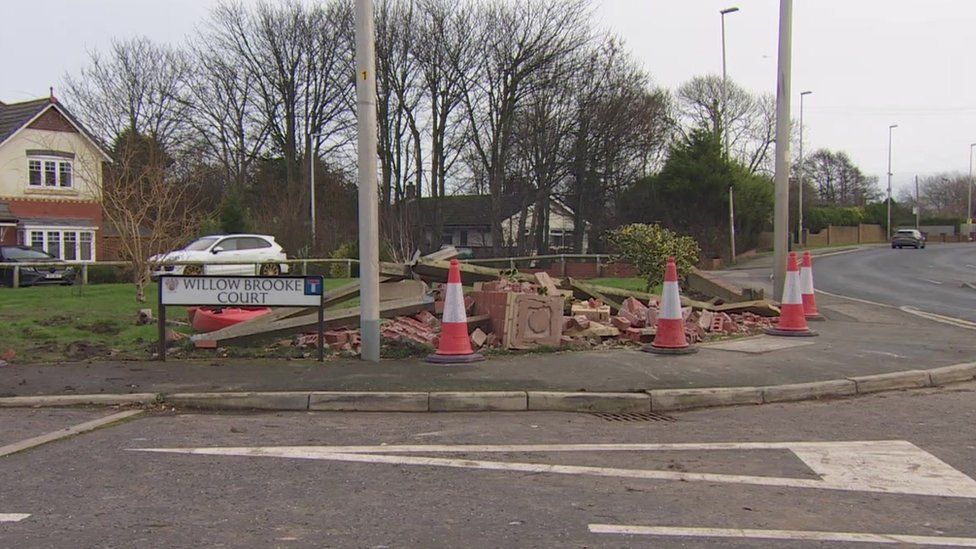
[157,275,326,362]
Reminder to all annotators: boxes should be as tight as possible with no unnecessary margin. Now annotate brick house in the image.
[0,94,111,261]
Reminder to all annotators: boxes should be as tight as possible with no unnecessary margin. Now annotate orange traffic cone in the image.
[426,259,485,364]
[643,257,697,355]
[766,252,818,337]
[800,251,824,321]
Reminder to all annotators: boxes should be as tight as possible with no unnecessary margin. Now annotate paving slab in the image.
[703,336,817,354]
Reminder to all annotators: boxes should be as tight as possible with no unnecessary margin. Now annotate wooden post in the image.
[560,254,567,277]
[596,255,603,277]
[12,265,19,288]
[82,264,89,285]
[317,304,325,362]
[158,282,166,362]
[302,261,308,275]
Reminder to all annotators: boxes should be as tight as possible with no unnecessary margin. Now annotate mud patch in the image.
[76,320,121,335]
[64,340,113,360]
[37,315,73,327]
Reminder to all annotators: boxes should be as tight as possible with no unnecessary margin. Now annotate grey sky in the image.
[2,0,974,196]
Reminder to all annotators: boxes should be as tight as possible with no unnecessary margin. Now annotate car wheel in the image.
[184,265,203,276]
[259,263,281,276]
[891,244,896,249]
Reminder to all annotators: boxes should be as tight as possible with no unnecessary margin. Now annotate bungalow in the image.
[0,93,111,261]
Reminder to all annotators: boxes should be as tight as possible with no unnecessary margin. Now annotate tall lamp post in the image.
[309,132,323,251]
[968,142,976,237]
[796,90,812,245]
[886,124,898,239]
[721,6,739,263]
[355,0,380,362]
[771,0,794,300]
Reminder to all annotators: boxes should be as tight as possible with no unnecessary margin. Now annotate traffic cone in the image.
[800,251,824,321]
[643,257,697,355]
[426,259,485,364]
[766,252,818,337]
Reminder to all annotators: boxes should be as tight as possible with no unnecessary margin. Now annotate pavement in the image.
[3,382,976,547]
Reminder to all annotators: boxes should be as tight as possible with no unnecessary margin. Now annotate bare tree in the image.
[462,0,592,255]
[63,37,192,149]
[800,149,880,207]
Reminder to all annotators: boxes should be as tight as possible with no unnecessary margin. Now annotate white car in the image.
[151,234,289,277]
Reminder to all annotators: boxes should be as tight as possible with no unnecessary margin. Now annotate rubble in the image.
[189,245,778,354]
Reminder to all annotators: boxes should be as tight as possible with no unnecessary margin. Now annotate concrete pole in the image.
[797,91,811,245]
[968,142,975,234]
[310,136,316,251]
[721,7,738,263]
[355,0,380,362]
[915,175,920,230]
[772,0,793,300]
[886,124,897,239]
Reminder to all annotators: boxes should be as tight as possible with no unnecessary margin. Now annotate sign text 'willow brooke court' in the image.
[159,275,324,307]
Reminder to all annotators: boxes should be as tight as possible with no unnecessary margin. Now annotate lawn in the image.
[590,277,659,295]
[0,279,354,364]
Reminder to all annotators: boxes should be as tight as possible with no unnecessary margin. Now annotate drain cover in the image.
[591,411,676,422]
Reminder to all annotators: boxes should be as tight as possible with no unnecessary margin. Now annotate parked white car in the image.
[150,234,289,277]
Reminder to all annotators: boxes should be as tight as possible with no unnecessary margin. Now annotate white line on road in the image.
[816,289,976,330]
[0,409,143,458]
[131,440,976,498]
[920,278,944,285]
[0,514,30,523]
[588,524,976,546]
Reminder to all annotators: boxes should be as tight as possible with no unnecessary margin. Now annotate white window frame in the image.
[20,226,96,262]
[26,155,74,189]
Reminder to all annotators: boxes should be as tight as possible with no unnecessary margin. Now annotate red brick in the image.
[612,316,632,331]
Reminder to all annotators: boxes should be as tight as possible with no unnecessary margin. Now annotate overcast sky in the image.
[2,0,974,195]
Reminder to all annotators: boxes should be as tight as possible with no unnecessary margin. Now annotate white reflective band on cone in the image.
[442,283,467,324]
[784,271,803,304]
[661,281,682,319]
[800,266,814,294]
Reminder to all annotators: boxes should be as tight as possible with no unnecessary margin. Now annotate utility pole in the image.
[968,142,976,239]
[772,0,793,300]
[355,0,380,362]
[915,175,920,230]
[886,124,898,239]
[797,90,812,245]
[721,6,739,264]
[309,133,322,252]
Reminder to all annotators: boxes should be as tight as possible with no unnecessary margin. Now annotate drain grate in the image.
[591,411,676,423]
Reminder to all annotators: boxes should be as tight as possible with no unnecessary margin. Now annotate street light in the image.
[797,90,812,245]
[309,132,323,251]
[886,124,898,239]
[720,6,739,263]
[968,142,976,232]
[771,0,794,299]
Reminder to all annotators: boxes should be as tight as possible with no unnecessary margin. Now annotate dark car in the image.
[0,246,76,287]
[891,229,926,249]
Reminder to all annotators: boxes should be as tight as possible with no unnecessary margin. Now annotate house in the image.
[0,93,111,261]
[414,194,588,257]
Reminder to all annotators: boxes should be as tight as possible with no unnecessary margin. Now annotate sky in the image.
[2,0,974,196]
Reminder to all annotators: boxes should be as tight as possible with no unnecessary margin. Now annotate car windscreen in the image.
[183,237,220,251]
[895,231,916,236]
[1,247,55,260]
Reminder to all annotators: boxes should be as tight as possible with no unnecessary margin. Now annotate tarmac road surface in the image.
[2,382,976,548]
[809,243,976,322]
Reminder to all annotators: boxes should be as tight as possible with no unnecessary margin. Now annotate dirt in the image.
[76,320,122,335]
[64,340,113,360]
[37,315,74,327]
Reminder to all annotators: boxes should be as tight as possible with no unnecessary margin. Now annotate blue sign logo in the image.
[304,277,323,296]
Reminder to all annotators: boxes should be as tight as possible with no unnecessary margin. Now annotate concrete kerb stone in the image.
[649,387,763,412]
[165,392,311,411]
[848,370,932,394]
[0,393,159,408]
[927,362,976,386]
[310,392,428,412]
[528,392,650,413]
[762,380,857,403]
[429,392,527,412]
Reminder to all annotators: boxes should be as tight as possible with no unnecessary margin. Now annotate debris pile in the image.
[189,246,779,355]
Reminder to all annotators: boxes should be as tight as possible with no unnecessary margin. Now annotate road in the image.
[3,383,976,547]
[812,244,976,322]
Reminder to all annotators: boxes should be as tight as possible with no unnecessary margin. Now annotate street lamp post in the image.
[772,0,793,300]
[968,142,976,236]
[915,175,919,230]
[797,90,812,245]
[721,6,739,263]
[886,124,898,239]
[309,133,323,251]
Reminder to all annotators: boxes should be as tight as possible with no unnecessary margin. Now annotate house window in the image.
[459,230,469,246]
[23,228,95,261]
[441,233,454,246]
[27,157,73,188]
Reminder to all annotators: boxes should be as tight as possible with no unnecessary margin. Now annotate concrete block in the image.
[849,370,932,394]
[0,393,158,408]
[429,392,527,412]
[762,380,856,403]
[649,387,763,412]
[166,392,310,410]
[527,392,649,413]
[926,362,976,386]
[309,392,428,412]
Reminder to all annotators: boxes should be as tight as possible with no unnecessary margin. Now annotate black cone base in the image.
[642,344,698,355]
[426,352,485,364]
[764,327,818,337]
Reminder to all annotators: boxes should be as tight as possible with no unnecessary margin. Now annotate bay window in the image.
[22,228,95,261]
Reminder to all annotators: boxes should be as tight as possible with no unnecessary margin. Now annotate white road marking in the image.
[965,264,976,269]
[0,514,30,523]
[919,278,944,285]
[899,306,976,330]
[0,410,143,458]
[130,440,976,498]
[587,524,976,546]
